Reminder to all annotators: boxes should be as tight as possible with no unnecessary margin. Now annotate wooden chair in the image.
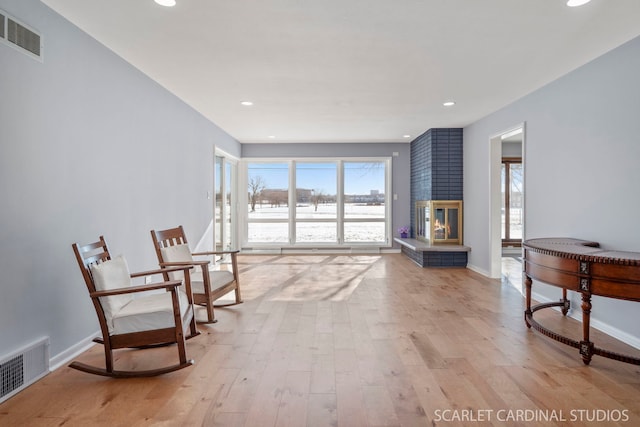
[71,236,199,377]
[151,225,242,323]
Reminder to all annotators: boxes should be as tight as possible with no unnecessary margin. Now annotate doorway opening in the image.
[489,124,525,278]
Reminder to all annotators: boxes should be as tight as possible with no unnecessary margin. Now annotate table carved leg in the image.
[561,289,570,316]
[524,275,532,328]
[580,292,594,365]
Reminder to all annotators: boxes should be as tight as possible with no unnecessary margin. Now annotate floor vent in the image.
[0,8,43,61]
[0,337,49,403]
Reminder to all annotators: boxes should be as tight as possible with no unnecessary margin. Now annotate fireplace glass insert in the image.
[415,200,463,245]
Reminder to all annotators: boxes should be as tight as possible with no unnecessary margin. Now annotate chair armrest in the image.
[159,260,210,267]
[130,265,193,278]
[192,250,239,256]
[90,280,182,298]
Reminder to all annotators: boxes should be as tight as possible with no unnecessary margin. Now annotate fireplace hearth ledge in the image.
[394,237,470,252]
[395,237,470,267]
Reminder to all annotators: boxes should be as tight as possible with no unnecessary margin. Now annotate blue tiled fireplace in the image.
[402,128,468,267]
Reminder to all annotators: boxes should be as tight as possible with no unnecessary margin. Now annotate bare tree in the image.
[311,190,325,212]
[248,176,266,212]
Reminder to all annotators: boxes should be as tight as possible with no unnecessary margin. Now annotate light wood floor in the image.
[2,254,640,426]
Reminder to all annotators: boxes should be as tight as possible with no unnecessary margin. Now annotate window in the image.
[247,162,290,243]
[502,158,523,246]
[295,162,338,243]
[343,161,386,243]
[244,158,390,247]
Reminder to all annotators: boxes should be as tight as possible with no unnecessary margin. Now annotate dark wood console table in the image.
[523,238,640,365]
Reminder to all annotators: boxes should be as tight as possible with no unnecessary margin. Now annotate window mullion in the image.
[289,160,296,245]
[386,158,392,245]
[337,160,344,244]
[239,161,248,248]
[220,159,227,250]
[505,162,511,241]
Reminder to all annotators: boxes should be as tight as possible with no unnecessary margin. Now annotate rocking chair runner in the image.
[151,225,242,323]
[71,236,199,378]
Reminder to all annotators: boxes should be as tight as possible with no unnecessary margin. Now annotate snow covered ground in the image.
[248,203,386,243]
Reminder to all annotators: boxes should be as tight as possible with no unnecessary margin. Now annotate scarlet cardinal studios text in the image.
[433,408,630,423]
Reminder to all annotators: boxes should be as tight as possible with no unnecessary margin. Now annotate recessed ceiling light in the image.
[268,135,276,139]
[567,0,591,6]
[240,101,254,106]
[443,101,456,107]
[154,0,176,7]
[403,135,411,139]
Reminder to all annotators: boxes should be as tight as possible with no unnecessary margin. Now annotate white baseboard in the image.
[589,317,640,350]
[241,247,398,255]
[49,331,99,372]
[466,263,490,277]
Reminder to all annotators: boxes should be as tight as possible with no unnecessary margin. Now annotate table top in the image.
[523,238,640,265]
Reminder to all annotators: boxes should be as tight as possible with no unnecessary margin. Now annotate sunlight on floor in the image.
[238,255,381,302]
[502,255,524,296]
[272,257,379,302]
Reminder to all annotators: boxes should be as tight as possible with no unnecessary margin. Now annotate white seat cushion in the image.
[160,244,235,294]
[111,290,190,335]
[190,270,235,294]
[90,255,133,332]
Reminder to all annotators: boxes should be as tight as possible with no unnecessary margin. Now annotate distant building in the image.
[344,192,384,204]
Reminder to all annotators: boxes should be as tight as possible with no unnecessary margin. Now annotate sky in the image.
[248,161,385,195]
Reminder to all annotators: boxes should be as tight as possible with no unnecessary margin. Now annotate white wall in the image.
[0,0,240,363]
[464,36,640,345]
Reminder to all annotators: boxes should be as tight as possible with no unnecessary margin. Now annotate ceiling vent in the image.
[0,9,43,61]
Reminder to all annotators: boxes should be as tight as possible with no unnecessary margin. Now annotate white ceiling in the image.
[41,0,640,143]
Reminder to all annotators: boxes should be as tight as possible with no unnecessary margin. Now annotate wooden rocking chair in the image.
[151,225,242,323]
[71,236,199,377]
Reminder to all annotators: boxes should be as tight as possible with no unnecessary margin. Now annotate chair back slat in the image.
[152,225,188,249]
[76,239,107,253]
[71,236,114,344]
[72,236,112,291]
[81,252,110,268]
[151,226,192,282]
